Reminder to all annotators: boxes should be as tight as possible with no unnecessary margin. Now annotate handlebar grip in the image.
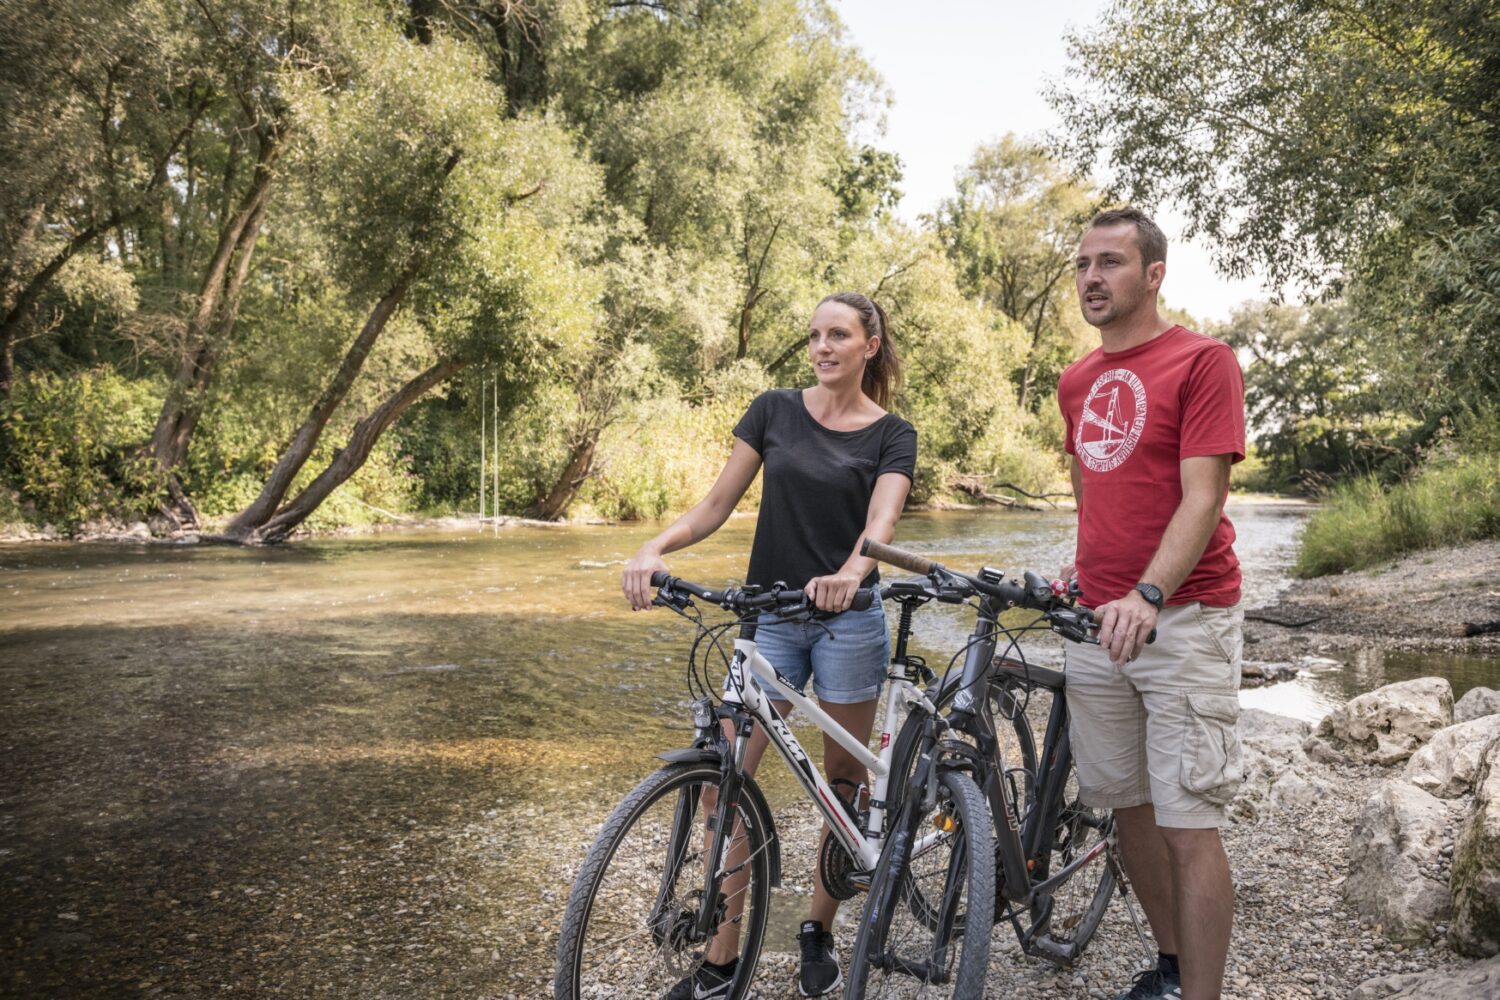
[850,588,874,612]
[861,539,942,576]
[649,570,671,588]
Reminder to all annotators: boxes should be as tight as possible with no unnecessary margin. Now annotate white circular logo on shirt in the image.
[1076,368,1147,472]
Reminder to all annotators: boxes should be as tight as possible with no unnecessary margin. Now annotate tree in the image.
[932,136,1099,412]
[221,13,596,543]
[0,0,209,397]
[1216,300,1415,487]
[1050,0,1500,415]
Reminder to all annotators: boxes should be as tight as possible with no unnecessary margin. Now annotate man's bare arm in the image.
[1095,454,1233,663]
[1140,455,1232,600]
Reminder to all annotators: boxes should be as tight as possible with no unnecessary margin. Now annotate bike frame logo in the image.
[1076,368,1147,472]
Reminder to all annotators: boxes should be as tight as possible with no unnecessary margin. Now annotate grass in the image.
[1295,453,1500,577]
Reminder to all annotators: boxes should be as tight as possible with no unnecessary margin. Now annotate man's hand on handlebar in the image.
[1095,589,1159,665]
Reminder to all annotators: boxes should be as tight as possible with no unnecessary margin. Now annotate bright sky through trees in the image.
[834,0,1266,322]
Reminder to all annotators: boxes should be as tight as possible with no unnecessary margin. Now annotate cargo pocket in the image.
[1182,692,1244,805]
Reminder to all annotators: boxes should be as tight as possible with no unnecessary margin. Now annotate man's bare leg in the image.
[1159,827,1232,1000]
[1113,803,1179,954]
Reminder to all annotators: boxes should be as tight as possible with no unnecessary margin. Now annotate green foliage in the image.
[3,369,162,525]
[931,136,1099,412]
[581,362,769,520]
[1215,300,1419,488]
[1052,0,1500,413]
[1295,413,1500,576]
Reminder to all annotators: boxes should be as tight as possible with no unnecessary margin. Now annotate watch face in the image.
[1136,583,1163,607]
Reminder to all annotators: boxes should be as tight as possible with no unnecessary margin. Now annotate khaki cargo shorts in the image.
[1064,601,1245,829]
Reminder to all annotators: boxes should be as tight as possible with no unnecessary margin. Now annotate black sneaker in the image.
[797,920,842,997]
[1112,964,1182,1000]
[665,957,737,1000]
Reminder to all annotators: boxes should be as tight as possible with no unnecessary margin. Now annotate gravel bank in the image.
[1245,540,1500,661]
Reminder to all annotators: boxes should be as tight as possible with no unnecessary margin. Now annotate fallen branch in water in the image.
[952,477,1069,510]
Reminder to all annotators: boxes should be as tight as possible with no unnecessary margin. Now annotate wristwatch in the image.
[1133,582,1164,609]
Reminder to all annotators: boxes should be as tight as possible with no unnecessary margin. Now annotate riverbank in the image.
[0,490,1310,545]
[1245,538,1500,659]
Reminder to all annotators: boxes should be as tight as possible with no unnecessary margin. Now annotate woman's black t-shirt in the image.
[733,389,917,591]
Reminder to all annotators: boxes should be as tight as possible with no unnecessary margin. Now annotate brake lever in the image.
[652,589,692,612]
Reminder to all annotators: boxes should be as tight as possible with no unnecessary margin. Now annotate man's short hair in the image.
[1088,207,1167,266]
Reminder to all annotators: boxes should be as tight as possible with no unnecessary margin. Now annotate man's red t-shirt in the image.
[1058,325,1246,608]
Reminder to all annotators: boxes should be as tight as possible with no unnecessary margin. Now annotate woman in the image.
[622,292,916,999]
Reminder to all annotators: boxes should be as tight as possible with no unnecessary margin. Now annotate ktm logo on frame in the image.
[1076,368,1146,473]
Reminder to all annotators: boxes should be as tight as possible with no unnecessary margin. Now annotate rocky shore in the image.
[623,679,1500,1000]
[1243,539,1500,660]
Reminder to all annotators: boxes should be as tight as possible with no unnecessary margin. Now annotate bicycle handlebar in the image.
[860,539,1155,645]
[649,571,875,615]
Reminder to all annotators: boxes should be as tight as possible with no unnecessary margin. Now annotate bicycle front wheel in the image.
[846,767,995,999]
[553,761,771,1000]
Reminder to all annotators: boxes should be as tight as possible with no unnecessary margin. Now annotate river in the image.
[0,498,1492,997]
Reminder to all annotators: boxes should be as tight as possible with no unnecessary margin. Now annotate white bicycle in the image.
[552,572,995,1000]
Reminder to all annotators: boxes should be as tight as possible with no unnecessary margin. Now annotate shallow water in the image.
[1,498,1490,997]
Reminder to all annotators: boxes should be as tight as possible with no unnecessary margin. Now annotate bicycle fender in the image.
[655,747,721,764]
[650,749,783,887]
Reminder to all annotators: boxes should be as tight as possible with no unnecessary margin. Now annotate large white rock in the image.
[1230,709,1332,821]
[1450,738,1500,958]
[1344,779,1453,941]
[1317,677,1454,765]
[1405,714,1500,798]
[1456,686,1500,724]
[1350,953,1500,999]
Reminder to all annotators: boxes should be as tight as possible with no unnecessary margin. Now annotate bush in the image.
[1295,449,1500,577]
[3,368,163,526]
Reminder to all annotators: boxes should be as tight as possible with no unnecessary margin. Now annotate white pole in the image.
[492,373,499,536]
[479,377,486,521]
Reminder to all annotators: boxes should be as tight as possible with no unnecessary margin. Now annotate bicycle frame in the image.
[720,634,937,871]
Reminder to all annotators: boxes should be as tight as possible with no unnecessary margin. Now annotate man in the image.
[1058,207,1246,1000]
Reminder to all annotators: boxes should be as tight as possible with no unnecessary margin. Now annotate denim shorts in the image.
[744,601,890,705]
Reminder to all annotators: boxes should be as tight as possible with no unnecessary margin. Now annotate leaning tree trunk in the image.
[245,358,466,544]
[526,429,601,521]
[222,261,421,539]
[149,134,281,481]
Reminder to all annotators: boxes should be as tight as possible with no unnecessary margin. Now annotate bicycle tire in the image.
[845,767,995,999]
[553,761,771,1000]
[887,684,1036,906]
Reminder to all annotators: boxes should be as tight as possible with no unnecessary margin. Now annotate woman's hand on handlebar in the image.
[805,568,863,612]
[622,547,669,611]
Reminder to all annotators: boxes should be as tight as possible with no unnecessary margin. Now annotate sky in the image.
[832,0,1267,324]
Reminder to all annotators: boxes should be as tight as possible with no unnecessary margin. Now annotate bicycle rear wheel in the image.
[553,762,770,1000]
[846,767,994,999]
[1028,755,1115,961]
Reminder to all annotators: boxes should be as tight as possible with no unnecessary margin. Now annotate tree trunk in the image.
[150,133,282,477]
[223,262,421,538]
[526,429,601,521]
[245,359,466,544]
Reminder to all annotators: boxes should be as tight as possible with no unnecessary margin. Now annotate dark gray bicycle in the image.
[849,540,1152,998]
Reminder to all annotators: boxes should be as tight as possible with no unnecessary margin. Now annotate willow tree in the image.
[221,12,596,543]
[1050,0,1500,418]
[932,136,1098,413]
[0,0,209,398]
[493,0,891,518]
